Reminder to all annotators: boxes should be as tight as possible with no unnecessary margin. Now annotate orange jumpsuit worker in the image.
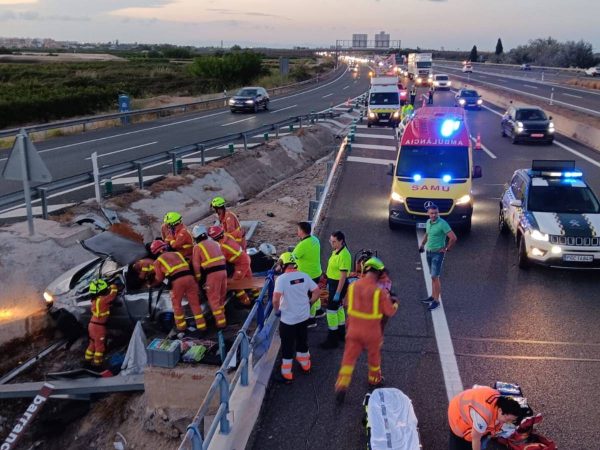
[211,196,246,250]
[334,257,398,403]
[161,211,194,260]
[132,257,156,287]
[448,386,522,450]
[191,225,228,328]
[151,240,206,333]
[207,225,254,306]
[85,279,118,367]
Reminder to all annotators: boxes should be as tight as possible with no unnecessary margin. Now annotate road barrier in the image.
[178,270,276,450]
[0,67,343,140]
[0,112,340,218]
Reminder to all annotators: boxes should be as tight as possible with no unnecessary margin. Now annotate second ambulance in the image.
[388,107,482,232]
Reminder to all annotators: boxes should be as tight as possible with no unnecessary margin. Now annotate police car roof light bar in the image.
[531,160,575,172]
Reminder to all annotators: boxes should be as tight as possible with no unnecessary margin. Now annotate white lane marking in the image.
[355,133,396,140]
[221,117,254,126]
[356,124,370,129]
[479,75,488,78]
[497,79,508,83]
[523,84,538,89]
[110,175,162,186]
[469,135,497,159]
[351,143,397,151]
[554,141,600,169]
[322,119,347,129]
[270,104,297,113]
[84,141,157,160]
[322,93,333,98]
[563,93,583,99]
[343,85,350,90]
[0,203,76,219]
[346,156,394,165]
[416,229,463,401]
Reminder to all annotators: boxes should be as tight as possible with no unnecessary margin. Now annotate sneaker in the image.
[427,300,440,311]
[307,318,317,328]
[420,296,434,304]
[314,308,327,319]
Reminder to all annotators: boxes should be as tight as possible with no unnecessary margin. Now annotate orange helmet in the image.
[150,240,168,255]
[207,225,225,240]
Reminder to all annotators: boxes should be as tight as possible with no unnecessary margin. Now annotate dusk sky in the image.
[0,0,598,51]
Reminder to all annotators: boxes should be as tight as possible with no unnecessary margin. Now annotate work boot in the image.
[319,330,339,349]
[335,389,347,404]
[306,317,317,329]
[337,325,346,342]
[368,377,385,391]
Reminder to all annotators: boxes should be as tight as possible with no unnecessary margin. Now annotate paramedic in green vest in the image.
[292,221,325,328]
[320,230,352,349]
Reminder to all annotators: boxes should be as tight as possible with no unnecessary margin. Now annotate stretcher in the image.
[363,388,422,450]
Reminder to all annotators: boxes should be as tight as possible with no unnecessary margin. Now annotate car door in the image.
[508,175,526,234]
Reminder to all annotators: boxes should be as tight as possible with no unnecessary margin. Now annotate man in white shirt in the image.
[273,252,320,383]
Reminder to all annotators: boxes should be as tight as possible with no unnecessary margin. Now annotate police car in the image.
[499,160,600,269]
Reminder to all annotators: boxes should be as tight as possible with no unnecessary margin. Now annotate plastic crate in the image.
[147,338,181,368]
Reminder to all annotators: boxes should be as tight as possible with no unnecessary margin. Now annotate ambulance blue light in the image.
[413,174,422,182]
[563,171,582,178]
[442,174,452,183]
[440,119,460,137]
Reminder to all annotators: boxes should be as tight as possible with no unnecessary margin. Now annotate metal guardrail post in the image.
[82,122,87,133]
[136,163,144,189]
[239,331,250,386]
[170,153,178,175]
[316,184,324,201]
[39,188,48,220]
[275,126,279,138]
[217,372,231,434]
[243,133,248,151]
[308,200,319,221]
[326,160,333,175]
[200,144,205,166]
[299,117,303,129]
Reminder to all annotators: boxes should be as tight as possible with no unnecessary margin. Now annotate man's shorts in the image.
[426,251,445,277]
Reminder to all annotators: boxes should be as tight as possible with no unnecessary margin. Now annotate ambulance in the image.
[388,107,482,232]
[367,76,402,128]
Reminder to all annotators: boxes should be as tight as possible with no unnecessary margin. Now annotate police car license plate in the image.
[563,254,593,262]
[416,222,427,229]
[531,133,544,138]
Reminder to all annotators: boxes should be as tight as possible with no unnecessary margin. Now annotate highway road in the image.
[434,61,600,116]
[0,66,371,215]
[249,87,600,449]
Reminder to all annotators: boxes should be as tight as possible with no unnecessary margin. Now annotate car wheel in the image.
[253,103,259,113]
[511,133,519,145]
[498,208,509,234]
[367,123,372,128]
[501,126,506,137]
[230,109,236,113]
[461,217,472,234]
[517,236,530,269]
[264,100,269,111]
[388,218,399,230]
[546,139,554,146]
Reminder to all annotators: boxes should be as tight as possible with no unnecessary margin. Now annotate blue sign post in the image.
[118,94,130,125]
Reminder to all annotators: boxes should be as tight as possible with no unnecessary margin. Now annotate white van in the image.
[433,74,451,90]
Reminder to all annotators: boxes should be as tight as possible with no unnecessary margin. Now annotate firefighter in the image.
[207,225,254,306]
[151,240,206,334]
[448,386,522,450]
[161,211,194,260]
[132,257,156,287]
[273,252,320,383]
[410,84,417,106]
[85,279,118,367]
[211,196,247,250]
[334,257,398,403]
[191,225,228,329]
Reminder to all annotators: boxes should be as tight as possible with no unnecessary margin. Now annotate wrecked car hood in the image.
[80,231,149,266]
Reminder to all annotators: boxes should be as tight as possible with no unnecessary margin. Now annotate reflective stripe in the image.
[368,365,380,372]
[157,253,188,275]
[194,314,204,320]
[339,365,354,375]
[141,266,154,272]
[222,243,241,262]
[347,285,382,320]
[197,242,226,267]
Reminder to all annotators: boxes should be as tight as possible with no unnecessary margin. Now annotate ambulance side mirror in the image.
[473,165,482,179]
[387,163,394,176]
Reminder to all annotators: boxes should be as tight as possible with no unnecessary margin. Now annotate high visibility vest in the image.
[448,387,501,441]
[156,252,190,277]
[90,284,118,323]
[194,240,226,269]
[220,234,244,264]
[347,282,383,320]
[221,211,245,244]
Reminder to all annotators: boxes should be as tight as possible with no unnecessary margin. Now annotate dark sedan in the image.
[229,87,270,113]
[455,88,482,109]
[501,105,555,145]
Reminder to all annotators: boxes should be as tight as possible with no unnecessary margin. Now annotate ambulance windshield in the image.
[370,92,399,105]
[396,146,469,179]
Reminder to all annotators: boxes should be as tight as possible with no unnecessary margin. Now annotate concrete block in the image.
[144,364,220,412]
[0,309,50,347]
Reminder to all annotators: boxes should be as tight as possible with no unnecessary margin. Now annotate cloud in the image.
[0,9,89,21]
[206,8,290,20]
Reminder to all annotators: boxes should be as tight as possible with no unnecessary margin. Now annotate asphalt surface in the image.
[248,88,600,450]
[434,61,600,116]
[0,65,371,211]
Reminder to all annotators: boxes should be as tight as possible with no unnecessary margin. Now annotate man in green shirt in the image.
[292,222,325,327]
[418,204,457,311]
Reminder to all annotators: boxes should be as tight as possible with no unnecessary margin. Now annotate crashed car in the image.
[45,231,276,334]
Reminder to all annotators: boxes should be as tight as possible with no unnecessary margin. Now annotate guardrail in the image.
[178,270,276,450]
[434,59,587,74]
[0,112,340,217]
[0,67,343,139]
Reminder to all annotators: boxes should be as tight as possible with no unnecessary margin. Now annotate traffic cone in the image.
[475,133,482,150]
[346,97,351,107]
